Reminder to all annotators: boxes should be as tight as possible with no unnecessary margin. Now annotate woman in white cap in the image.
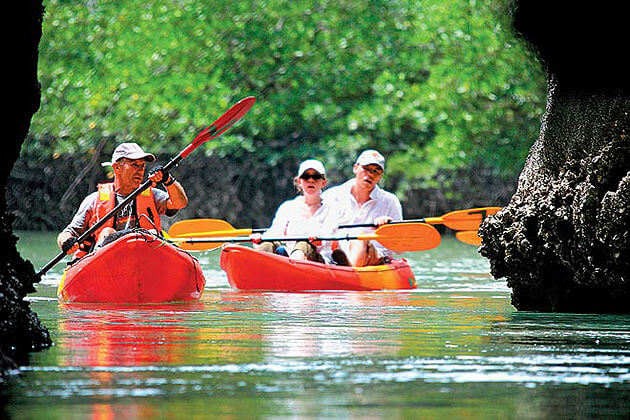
[252,159,338,262]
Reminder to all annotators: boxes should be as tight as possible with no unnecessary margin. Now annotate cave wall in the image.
[479,1,630,312]
[1,1,52,379]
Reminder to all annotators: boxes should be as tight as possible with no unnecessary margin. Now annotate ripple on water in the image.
[13,233,630,416]
[19,349,630,399]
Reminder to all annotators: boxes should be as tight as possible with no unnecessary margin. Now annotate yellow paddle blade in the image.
[168,218,236,238]
[425,207,501,231]
[361,223,441,252]
[456,230,482,246]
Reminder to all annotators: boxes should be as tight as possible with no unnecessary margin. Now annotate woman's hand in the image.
[251,233,263,244]
[374,216,393,226]
[308,236,322,247]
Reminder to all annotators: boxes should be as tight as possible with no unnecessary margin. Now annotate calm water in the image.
[3,231,630,419]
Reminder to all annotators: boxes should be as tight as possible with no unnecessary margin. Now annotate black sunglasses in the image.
[300,173,324,181]
[361,165,383,175]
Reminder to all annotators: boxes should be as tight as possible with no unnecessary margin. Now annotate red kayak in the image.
[220,244,416,291]
[58,231,205,303]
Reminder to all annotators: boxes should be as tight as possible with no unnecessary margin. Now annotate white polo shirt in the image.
[321,179,403,257]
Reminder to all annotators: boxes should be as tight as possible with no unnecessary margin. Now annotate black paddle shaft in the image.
[36,154,184,277]
[338,219,426,229]
[181,234,363,244]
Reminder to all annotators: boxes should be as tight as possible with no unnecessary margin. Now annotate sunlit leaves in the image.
[31,0,544,189]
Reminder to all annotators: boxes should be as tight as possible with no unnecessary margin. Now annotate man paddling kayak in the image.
[322,149,403,267]
[56,142,188,257]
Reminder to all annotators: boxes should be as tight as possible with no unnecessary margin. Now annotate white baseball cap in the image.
[297,159,326,177]
[101,143,156,166]
[355,149,385,171]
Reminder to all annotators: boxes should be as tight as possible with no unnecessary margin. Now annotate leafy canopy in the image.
[32,0,545,191]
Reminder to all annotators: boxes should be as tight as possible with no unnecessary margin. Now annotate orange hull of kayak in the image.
[220,245,416,291]
[58,232,205,303]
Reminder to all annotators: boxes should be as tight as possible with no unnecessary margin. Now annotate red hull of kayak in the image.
[58,232,205,303]
[220,245,415,291]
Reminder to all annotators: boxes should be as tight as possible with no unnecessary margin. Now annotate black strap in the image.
[146,207,155,223]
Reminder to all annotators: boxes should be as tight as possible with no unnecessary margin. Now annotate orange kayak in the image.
[220,245,416,291]
[58,231,205,303]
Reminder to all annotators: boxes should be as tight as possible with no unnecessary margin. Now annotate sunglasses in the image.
[300,173,324,181]
[361,165,383,176]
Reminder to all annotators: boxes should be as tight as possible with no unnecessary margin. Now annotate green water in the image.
[3,231,630,419]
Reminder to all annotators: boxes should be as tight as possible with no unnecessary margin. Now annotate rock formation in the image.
[479,2,630,312]
[1,1,52,380]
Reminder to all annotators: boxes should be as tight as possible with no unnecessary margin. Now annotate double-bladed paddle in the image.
[37,96,256,276]
[169,222,441,253]
[338,207,501,231]
[166,207,501,242]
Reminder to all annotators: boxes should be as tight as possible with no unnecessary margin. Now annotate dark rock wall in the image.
[479,2,630,312]
[1,1,52,380]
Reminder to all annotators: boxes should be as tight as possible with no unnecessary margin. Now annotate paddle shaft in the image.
[338,208,499,231]
[184,227,267,237]
[338,219,429,229]
[176,233,377,245]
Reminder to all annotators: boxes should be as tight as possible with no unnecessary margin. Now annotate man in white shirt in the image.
[322,149,403,266]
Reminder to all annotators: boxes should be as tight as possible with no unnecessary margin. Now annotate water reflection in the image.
[57,303,207,367]
[261,292,410,358]
[483,311,630,384]
[7,233,630,419]
[491,312,630,348]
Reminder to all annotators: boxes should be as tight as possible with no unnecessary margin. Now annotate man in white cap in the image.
[322,149,403,266]
[56,142,188,257]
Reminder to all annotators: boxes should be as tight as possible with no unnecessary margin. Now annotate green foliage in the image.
[31,0,545,189]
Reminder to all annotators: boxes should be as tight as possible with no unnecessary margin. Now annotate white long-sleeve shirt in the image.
[262,195,341,258]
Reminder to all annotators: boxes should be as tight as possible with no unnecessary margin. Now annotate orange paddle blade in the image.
[181,97,256,158]
[168,219,256,251]
[168,219,237,238]
[361,223,441,252]
[425,207,501,231]
[455,230,482,246]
